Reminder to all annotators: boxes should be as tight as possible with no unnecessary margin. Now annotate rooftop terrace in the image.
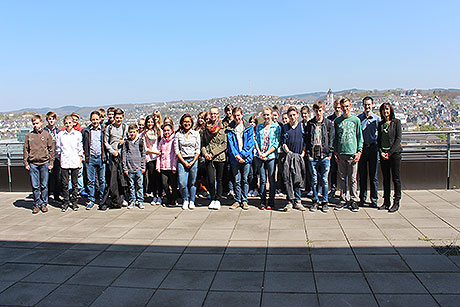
[0,190,459,306]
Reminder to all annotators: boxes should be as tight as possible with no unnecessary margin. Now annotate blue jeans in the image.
[256,157,276,203]
[231,163,251,203]
[177,158,198,202]
[310,157,330,202]
[128,171,144,203]
[29,163,49,207]
[86,155,106,203]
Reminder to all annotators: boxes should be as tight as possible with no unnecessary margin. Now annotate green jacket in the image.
[201,127,227,162]
[333,115,363,155]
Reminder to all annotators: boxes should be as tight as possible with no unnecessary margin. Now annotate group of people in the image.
[23,96,402,214]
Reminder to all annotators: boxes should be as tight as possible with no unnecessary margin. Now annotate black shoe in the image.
[258,200,267,210]
[358,201,365,207]
[61,206,68,212]
[350,201,360,212]
[321,203,329,212]
[99,204,108,211]
[310,203,318,212]
[335,202,347,211]
[369,201,378,208]
[388,202,400,213]
[378,203,390,210]
[71,205,78,211]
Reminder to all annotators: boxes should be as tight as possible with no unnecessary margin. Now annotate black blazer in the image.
[82,125,107,163]
[377,118,402,156]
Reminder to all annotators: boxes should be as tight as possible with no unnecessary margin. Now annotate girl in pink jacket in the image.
[156,123,178,206]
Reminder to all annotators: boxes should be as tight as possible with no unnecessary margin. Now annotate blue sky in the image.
[1,0,459,110]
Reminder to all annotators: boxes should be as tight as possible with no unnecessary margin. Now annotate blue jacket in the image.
[254,122,281,160]
[226,120,254,164]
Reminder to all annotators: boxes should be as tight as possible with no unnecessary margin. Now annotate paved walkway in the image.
[0,190,460,306]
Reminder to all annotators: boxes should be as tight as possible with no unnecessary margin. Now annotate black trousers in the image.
[248,159,259,191]
[205,160,225,201]
[380,152,401,204]
[358,144,379,203]
[329,156,338,193]
[304,156,312,192]
[161,170,178,205]
[146,161,162,197]
[48,158,61,201]
[61,168,79,208]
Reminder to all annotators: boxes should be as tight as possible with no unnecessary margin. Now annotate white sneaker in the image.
[208,200,216,209]
[182,200,189,210]
[189,201,195,209]
[214,200,221,210]
[138,202,145,209]
[122,200,129,207]
[155,197,161,205]
[150,199,156,206]
[253,190,259,197]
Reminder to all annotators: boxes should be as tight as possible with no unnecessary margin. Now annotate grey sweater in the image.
[122,136,146,173]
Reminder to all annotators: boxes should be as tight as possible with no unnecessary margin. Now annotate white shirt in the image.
[57,129,83,169]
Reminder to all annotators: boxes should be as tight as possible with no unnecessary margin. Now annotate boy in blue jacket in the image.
[226,107,254,210]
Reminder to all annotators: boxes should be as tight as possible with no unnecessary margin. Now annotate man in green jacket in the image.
[333,98,363,212]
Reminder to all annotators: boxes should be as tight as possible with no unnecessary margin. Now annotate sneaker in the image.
[156,197,162,205]
[266,202,273,210]
[321,203,329,212]
[86,202,95,210]
[294,202,307,211]
[138,202,145,209]
[40,205,48,213]
[253,190,259,197]
[122,200,129,207]
[242,202,249,210]
[369,201,378,208]
[229,202,240,210]
[127,203,134,209]
[335,202,347,211]
[227,190,235,200]
[99,204,107,211]
[248,190,254,197]
[214,200,221,210]
[283,202,293,212]
[32,206,41,214]
[61,206,68,212]
[182,200,189,210]
[310,203,318,212]
[208,200,216,209]
[258,200,266,210]
[71,205,79,211]
[189,201,195,210]
[306,190,313,198]
[351,202,360,212]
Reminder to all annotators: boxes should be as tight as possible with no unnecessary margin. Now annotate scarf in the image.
[207,119,222,136]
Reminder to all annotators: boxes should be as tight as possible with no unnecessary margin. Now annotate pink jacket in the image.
[156,134,178,171]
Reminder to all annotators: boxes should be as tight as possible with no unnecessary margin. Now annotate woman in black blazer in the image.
[377,103,402,213]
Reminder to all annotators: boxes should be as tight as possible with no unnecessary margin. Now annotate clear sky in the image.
[1,0,459,111]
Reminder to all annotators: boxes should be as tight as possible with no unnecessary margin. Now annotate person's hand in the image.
[25,165,30,171]
[113,151,119,157]
[48,164,53,170]
[124,171,129,176]
[141,169,145,174]
[301,152,305,158]
[352,151,362,163]
[326,156,331,160]
[119,138,124,145]
[309,156,313,161]
[334,152,339,162]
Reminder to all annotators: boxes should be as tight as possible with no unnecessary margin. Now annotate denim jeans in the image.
[128,171,144,203]
[310,157,330,202]
[29,163,49,207]
[177,158,198,202]
[86,155,106,203]
[256,157,276,203]
[231,163,251,203]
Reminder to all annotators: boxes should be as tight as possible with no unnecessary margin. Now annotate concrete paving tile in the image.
[315,272,371,293]
[66,266,124,286]
[319,294,378,306]
[366,272,428,294]
[448,256,460,267]
[419,227,460,240]
[69,238,116,251]
[0,281,59,306]
[304,219,341,229]
[219,254,266,271]
[91,226,131,238]
[112,268,168,288]
[54,225,98,238]
[91,286,154,307]
[307,228,346,241]
[269,229,307,241]
[311,255,360,272]
[146,289,207,307]
[160,270,215,290]
[268,240,309,255]
[416,273,460,294]
[0,238,41,248]
[0,247,34,263]
[407,218,450,228]
[35,240,77,250]
[52,249,101,265]
[226,240,267,254]
[14,248,64,264]
[146,239,189,253]
[136,218,173,228]
[0,263,41,281]
[106,238,151,252]
[193,228,234,240]
[376,294,439,307]
[357,254,410,272]
[174,253,223,271]
[130,252,180,270]
[391,240,438,255]
[262,293,318,307]
[168,219,205,229]
[403,254,460,272]
[373,218,414,229]
[185,240,227,254]
[338,218,377,229]
[105,218,141,228]
[266,254,312,271]
[349,240,396,254]
[264,271,315,292]
[211,271,263,291]
[156,228,198,240]
[89,251,140,267]
[231,229,268,241]
[120,227,162,240]
[344,228,387,241]
[22,264,82,283]
[309,240,352,255]
[270,218,305,229]
[204,291,260,307]
[434,294,460,307]
[36,284,105,307]
[381,228,424,241]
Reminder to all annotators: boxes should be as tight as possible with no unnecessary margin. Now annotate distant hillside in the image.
[284,88,364,100]
[9,105,82,115]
